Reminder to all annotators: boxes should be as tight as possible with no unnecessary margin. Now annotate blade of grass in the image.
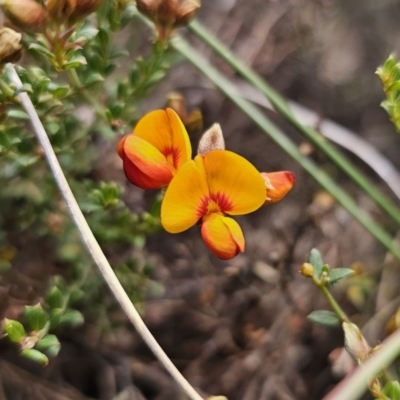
[189,20,400,227]
[323,327,400,400]
[7,64,204,400]
[169,35,400,261]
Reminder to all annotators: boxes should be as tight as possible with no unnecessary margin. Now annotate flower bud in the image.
[197,123,225,156]
[261,171,295,204]
[136,0,157,19]
[0,0,47,32]
[175,0,200,26]
[68,0,102,22]
[0,28,22,65]
[300,263,314,278]
[46,0,77,22]
[137,0,200,42]
[343,322,371,364]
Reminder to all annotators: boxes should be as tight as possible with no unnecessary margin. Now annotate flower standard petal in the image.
[201,214,244,260]
[133,108,191,170]
[261,171,296,204]
[201,150,265,215]
[161,159,209,233]
[122,135,173,189]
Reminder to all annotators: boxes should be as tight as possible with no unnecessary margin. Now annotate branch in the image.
[7,64,204,400]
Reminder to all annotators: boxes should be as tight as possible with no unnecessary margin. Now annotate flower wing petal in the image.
[201,214,244,260]
[122,135,173,189]
[133,108,191,169]
[202,150,265,215]
[161,159,209,233]
[262,171,296,204]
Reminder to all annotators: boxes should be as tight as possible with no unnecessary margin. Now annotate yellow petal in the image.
[201,214,244,260]
[261,171,296,204]
[133,108,191,170]
[161,159,209,233]
[122,135,173,189]
[201,150,265,215]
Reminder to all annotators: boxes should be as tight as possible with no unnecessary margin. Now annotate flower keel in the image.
[201,213,244,260]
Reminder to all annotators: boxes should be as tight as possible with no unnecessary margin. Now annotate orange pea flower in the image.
[118,108,191,189]
[161,150,266,260]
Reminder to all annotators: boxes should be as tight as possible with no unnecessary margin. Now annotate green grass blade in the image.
[189,20,400,227]
[171,35,400,261]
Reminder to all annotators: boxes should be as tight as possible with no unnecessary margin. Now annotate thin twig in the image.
[7,64,204,400]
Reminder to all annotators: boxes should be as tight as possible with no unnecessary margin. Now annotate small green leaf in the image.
[3,319,26,342]
[85,73,104,86]
[329,268,354,284]
[63,55,87,70]
[59,310,84,327]
[24,304,48,331]
[28,43,55,58]
[7,109,30,120]
[308,248,324,277]
[75,27,98,43]
[307,310,340,327]
[20,349,49,366]
[49,308,63,328]
[382,381,400,400]
[36,334,60,357]
[46,287,63,309]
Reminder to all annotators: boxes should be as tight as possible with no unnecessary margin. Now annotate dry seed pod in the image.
[68,0,102,22]
[0,0,47,32]
[46,0,77,22]
[0,27,22,64]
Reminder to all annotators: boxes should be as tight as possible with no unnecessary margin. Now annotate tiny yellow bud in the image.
[300,262,314,277]
[0,28,22,64]
[0,0,47,32]
[197,123,225,156]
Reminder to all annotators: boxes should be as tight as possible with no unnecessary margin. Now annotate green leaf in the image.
[382,381,400,400]
[75,27,98,43]
[24,304,48,331]
[3,319,26,342]
[46,287,63,309]
[52,86,70,100]
[329,268,354,284]
[20,349,49,366]
[36,334,60,357]
[307,310,340,327]
[49,308,63,328]
[85,73,104,86]
[308,248,324,277]
[59,310,84,327]
[63,55,87,70]
[28,43,54,58]
[7,109,29,120]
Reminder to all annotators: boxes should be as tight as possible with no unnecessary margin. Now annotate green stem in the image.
[170,35,400,261]
[316,280,351,323]
[66,68,108,122]
[189,20,400,227]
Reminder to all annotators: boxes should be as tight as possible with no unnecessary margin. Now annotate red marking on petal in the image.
[162,145,182,170]
[196,192,234,218]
